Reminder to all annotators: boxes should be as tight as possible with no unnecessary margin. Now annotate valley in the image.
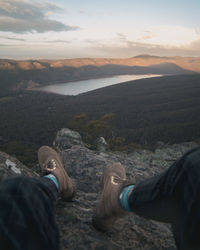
[0,73,200,166]
[0,55,197,95]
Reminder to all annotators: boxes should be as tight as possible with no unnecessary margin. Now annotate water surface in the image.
[40,74,162,96]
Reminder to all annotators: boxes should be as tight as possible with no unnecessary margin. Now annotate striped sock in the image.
[44,174,60,191]
[119,185,134,212]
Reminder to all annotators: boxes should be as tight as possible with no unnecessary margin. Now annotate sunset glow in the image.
[0,0,199,59]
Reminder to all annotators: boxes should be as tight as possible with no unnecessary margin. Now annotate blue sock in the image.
[44,174,60,191]
[119,185,134,212]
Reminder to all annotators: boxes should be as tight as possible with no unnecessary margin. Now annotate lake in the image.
[39,74,162,96]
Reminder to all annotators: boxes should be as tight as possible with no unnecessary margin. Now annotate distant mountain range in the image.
[0,54,200,72]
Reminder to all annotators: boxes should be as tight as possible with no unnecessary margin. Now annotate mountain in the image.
[133,54,167,59]
[0,127,198,249]
[0,55,200,72]
[147,62,192,74]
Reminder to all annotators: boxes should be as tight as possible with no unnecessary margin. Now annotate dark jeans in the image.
[129,147,200,250]
[0,176,60,250]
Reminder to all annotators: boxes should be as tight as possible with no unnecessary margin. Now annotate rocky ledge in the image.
[0,128,199,250]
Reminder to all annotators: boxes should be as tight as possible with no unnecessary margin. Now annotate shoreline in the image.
[28,73,163,96]
[33,73,164,88]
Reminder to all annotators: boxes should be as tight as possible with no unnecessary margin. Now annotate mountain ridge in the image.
[0,55,200,72]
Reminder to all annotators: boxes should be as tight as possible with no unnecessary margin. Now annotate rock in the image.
[97,137,108,153]
[0,151,38,182]
[57,144,178,250]
[0,129,199,250]
[55,137,198,250]
[53,128,84,151]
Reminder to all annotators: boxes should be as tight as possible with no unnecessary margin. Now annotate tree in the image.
[69,113,117,148]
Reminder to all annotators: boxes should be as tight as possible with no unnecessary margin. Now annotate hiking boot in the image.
[38,146,76,201]
[92,162,130,231]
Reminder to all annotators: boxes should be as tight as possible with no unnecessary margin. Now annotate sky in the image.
[0,0,200,59]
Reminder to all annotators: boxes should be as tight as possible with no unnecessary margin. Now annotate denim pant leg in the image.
[129,147,200,250]
[0,176,60,250]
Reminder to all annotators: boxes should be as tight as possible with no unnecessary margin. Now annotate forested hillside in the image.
[0,74,200,166]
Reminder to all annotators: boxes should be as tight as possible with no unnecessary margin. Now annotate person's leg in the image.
[0,145,76,250]
[93,147,200,250]
[128,147,200,223]
[0,176,60,250]
[127,147,200,249]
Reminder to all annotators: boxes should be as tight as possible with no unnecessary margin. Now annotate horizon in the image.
[1,54,200,61]
[0,0,200,59]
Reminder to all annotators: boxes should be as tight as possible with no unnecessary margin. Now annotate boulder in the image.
[96,137,108,153]
[0,151,38,182]
[53,128,84,151]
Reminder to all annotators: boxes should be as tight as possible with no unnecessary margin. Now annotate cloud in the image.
[44,39,71,44]
[138,26,200,46]
[115,26,200,49]
[196,28,200,35]
[187,38,200,51]
[0,16,77,33]
[105,27,200,57]
[88,35,200,58]
[0,44,12,46]
[0,0,79,33]
[116,33,127,42]
[0,35,25,41]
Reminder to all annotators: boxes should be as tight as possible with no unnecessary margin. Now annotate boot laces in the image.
[46,159,57,171]
[111,175,134,186]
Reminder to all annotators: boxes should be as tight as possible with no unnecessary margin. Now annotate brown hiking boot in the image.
[38,146,76,201]
[92,162,130,232]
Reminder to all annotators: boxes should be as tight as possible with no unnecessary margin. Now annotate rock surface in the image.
[53,128,84,151]
[0,129,199,250]
[96,137,108,153]
[0,150,38,181]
